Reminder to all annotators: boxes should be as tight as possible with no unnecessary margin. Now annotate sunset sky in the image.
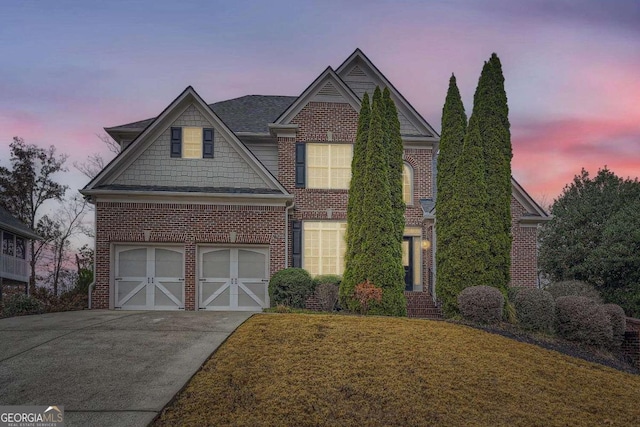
[1,0,639,206]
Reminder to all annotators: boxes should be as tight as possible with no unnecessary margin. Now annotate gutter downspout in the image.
[284,201,295,268]
[88,198,96,309]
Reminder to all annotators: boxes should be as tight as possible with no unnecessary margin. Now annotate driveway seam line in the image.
[0,312,140,364]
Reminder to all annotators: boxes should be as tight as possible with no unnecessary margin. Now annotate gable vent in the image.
[347,65,367,78]
[317,81,340,97]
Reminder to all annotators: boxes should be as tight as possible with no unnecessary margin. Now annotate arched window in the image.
[403,163,413,205]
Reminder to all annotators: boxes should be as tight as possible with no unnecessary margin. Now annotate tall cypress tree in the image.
[359,87,406,316]
[383,87,406,247]
[440,114,491,316]
[341,93,371,309]
[476,54,512,294]
[435,75,467,309]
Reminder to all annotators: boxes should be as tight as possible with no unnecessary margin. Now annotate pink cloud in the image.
[512,117,640,203]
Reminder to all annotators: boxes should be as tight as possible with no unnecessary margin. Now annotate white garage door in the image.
[199,247,269,311]
[114,246,184,310]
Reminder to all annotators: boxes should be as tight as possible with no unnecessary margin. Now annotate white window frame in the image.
[403,162,414,206]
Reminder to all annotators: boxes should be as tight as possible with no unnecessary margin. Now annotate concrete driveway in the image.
[0,310,253,426]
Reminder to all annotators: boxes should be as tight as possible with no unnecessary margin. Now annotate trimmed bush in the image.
[602,303,626,347]
[513,288,555,331]
[314,283,339,312]
[545,280,602,303]
[507,286,527,302]
[458,286,504,324]
[268,268,314,309]
[313,274,342,288]
[2,294,44,317]
[555,296,612,347]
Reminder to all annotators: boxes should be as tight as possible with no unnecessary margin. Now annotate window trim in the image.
[403,162,414,206]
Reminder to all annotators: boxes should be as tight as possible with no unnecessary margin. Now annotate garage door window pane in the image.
[118,248,147,277]
[238,249,266,278]
[155,282,183,306]
[118,281,145,306]
[202,250,230,277]
[155,249,183,277]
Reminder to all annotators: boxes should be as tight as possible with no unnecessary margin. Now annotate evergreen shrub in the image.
[458,285,504,324]
[555,296,612,347]
[269,268,314,308]
[513,288,555,331]
[545,280,603,303]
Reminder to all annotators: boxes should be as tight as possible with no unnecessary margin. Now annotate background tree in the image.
[435,74,467,309]
[39,196,90,295]
[438,116,491,316]
[341,93,371,310]
[539,168,640,316]
[73,133,120,179]
[357,87,406,316]
[0,137,68,292]
[476,54,512,294]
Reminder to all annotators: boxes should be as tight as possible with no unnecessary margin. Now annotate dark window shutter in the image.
[295,143,305,188]
[292,220,302,268]
[170,127,182,158]
[203,128,214,158]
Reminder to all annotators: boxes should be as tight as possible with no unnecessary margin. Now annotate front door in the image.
[199,247,270,311]
[402,237,413,291]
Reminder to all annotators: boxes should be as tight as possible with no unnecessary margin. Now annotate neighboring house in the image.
[0,207,41,300]
[81,49,549,312]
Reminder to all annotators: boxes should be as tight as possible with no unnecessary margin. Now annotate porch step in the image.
[405,291,443,320]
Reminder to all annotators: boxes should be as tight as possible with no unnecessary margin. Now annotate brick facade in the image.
[92,202,286,310]
[89,57,545,311]
[510,197,539,288]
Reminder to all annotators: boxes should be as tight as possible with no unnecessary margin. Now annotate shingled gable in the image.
[270,66,362,130]
[81,86,290,200]
[336,48,439,141]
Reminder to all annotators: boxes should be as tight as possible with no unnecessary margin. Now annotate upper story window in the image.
[403,163,413,205]
[2,231,14,256]
[15,237,25,259]
[170,127,214,159]
[307,143,353,189]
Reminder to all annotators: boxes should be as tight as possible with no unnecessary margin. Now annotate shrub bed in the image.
[2,294,44,317]
[458,286,504,324]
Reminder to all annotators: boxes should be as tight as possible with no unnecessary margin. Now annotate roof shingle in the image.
[107,95,297,134]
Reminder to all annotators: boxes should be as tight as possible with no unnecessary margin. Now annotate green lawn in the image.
[155,314,640,426]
